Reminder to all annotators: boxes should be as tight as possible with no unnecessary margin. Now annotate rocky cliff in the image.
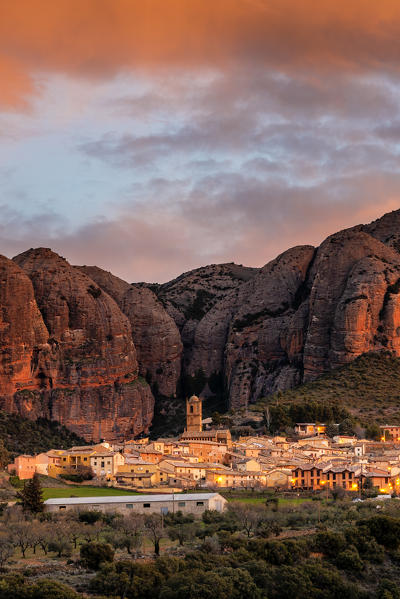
[0,249,154,441]
[1,210,400,432]
[78,266,182,397]
[149,209,400,409]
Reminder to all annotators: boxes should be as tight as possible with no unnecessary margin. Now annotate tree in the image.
[339,418,355,435]
[115,512,144,555]
[168,521,197,546]
[16,473,44,513]
[48,522,73,558]
[34,521,54,555]
[82,520,104,543]
[9,521,34,558]
[228,502,266,538]
[80,541,114,570]
[366,422,381,441]
[0,440,10,469]
[325,423,339,438]
[144,514,165,556]
[0,535,13,567]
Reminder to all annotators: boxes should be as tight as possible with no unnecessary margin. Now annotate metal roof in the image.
[44,492,222,505]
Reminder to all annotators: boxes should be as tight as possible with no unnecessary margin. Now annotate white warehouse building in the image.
[44,492,227,516]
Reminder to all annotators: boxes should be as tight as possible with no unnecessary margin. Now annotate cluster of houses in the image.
[7,396,400,496]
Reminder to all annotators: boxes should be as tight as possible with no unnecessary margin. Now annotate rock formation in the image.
[3,249,154,441]
[148,209,400,409]
[78,266,182,397]
[1,210,400,430]
[0,255,48,397]
[154,263,258,371]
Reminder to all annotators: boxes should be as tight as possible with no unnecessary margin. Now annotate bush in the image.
[336,546,364,572]
[358,516,400,550]
[315,531,347,558]
[80,542,114,570]
[8,475,23,488]
[78,510,103,524]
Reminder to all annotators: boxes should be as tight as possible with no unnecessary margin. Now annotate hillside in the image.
[0,412,85,457]
[252,352,400,426]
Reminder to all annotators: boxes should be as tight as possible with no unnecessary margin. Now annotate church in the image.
[179,395,232,449]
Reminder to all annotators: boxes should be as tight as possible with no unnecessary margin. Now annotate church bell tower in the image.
[186,395,203,432]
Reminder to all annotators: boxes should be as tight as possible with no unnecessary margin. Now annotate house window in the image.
[83,457,87,461]
[178,501,186,507]
[101,462,105,468]
[59,506,66,510]
[143,503,151,508]
[126,504,133,509]
[196,501,204,506]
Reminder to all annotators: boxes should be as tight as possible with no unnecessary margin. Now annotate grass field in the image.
[42,486,141,500]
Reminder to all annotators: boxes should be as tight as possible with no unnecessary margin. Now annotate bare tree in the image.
[0,533,14,567]
[9,521,34,558]
[116,512,144,556]
[48,522,72,558]
[82,520,104,543]
[228,502,266,538]
[144,514,165,556]
[34,521,55,555]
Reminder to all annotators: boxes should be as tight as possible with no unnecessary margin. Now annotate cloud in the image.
[1,168,399,283]
[2,1,400,108]
[1,1,400,284]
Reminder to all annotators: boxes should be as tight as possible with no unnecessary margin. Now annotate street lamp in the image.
[320,480,329,500]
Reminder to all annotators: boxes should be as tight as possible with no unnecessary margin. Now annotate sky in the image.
[1,1,400,283]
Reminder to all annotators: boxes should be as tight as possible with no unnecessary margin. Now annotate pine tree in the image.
[17,472,44,513]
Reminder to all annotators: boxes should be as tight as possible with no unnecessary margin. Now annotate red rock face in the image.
[303,230,400,378]
[1,248,155,441]
[78,266,183,397]
[0,255,48,396]
[2,210,400,423]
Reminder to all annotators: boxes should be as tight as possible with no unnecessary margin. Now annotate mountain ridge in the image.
[0,209,399,438]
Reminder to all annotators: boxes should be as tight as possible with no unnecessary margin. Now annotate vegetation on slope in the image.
[0,412,85,457]
[252,351,400,426]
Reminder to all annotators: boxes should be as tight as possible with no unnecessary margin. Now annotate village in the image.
[8,395,400,498]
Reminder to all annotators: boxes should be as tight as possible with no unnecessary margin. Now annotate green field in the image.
[42,486,141,500]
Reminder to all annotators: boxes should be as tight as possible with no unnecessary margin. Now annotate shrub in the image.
[358,516,400,550]
[78,510,103,524]
[336,546,364,572]
[80,542,114,570]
